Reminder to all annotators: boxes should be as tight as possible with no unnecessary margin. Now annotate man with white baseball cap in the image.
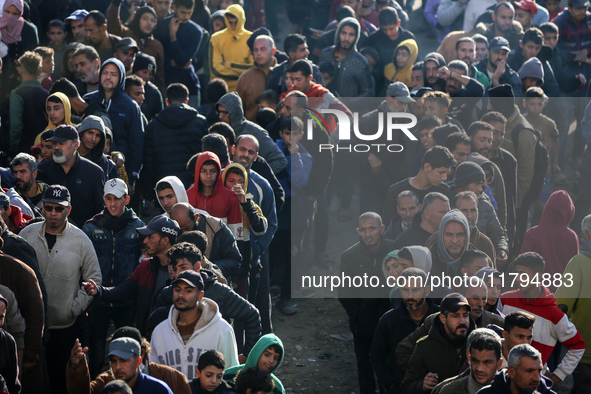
[81,178,145,377]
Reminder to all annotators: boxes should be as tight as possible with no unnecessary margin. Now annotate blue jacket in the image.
[553,9,591,93]
[247,170,277,259]
[84,58,145,185]
[154,15,203,96]
[82,207,144,308]
[124,369,172,394]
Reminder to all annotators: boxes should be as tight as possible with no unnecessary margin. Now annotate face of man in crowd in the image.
[356,217,384,248]
[135,68,154,83]
[489,49,509,69]
[508,356,543,393]
[43,202,71,229]
[170,258,197,279]
[42,56,54,75]
[41,139,54,161]
[424,199,451,229]
[400,280,429,311]
[381,23,400,41]
[154,0,172,19]
[419,128,436,150]
[486,275,502,307]
[338,25,357,51]
[70,19,87,42]
[397,196,420,227]
[127,85,145,107]
[503,326,534,350]
[46,101,65,126]
[212,17,226,32]
[173,281,203,311]
[443,221,467,259]
[543,32,558,50]
[196,365,224,392]
[101,63,121,93]
[253,38,275,68]
[464,258,488,278]
[452,143,471,164]
[489,121,505,152]
[469,348,500,385]
[440,306,470,339]
[475,42,488,64]
[109,355,140,384]
[457,41,475,66]
[12,163,36,193]
[115,48,137,72]
[424,100,447,120]
[291,43,310,61]
[513,264,541,296]
[104,193,129,217]
[446,68,466,96]
[233,138,259,171]
[84,19,105,46]
[290,70,312,93]
[143,232,167,255]
[387,97,408,112]
[515,8,533,29]
[75,54,99,84]
[258,347,281,373]
[521,40,542,62]
[568,5,588,24]
[385,257,412,279]
[411,69,424,88]
[424,164,450,187]
[471,129,493,157]
[464,284,487,320]
[199,164,219,189]
[217,105,231,124]
[424,60,439,84]
[226,13,238,29]
[157,188,177,213]
[456,197,478,230]
[493,5,514,33]
[80,129,102,153]
[53,140,79,164]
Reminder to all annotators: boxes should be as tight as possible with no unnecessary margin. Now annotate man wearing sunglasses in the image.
[20,184,102,394]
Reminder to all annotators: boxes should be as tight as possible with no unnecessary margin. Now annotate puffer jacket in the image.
[82,207,144,307]
[318,17,375,97]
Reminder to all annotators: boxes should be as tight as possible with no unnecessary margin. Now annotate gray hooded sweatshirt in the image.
[216,92,287,174]
[436,209,471,274]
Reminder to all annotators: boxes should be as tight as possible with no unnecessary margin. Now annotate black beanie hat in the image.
[454,161,485,189]
[132,52,157,74]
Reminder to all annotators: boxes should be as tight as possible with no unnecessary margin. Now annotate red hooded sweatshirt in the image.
[186,152,243,240]
[521,190,579,292]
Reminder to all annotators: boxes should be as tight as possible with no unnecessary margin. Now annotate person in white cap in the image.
[82,178,145,378]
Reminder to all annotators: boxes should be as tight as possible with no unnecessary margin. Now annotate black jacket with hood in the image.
[216,92,287,174]
[318,17,375,97]
[143,103,208,190]
[84,58,145,185]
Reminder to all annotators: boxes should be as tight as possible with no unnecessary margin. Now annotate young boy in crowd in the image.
[46,19,67,80]
[224,334,285,394]
[234,367,275,394]
[410,61,424,92]
[193,350,234,393]
[33,47,55,90]
[522,86,559,224]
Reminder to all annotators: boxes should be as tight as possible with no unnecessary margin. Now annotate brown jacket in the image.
[236,57,277,121]
[66,356,191,394]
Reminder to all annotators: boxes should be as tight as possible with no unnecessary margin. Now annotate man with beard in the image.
[370,268,439,393]
[37,125,105,227]
[150,270,239,379]
[65,9,89,43]
[484,3,522,53]
[434,328,503,394]
[460,278,504,329]
[83,214,180,334]
[455,38,489,89]
[73,45,101,96]
[383,190,420,241]
[478,344,556,394]
[10,153,48,215]
[439,60,485,128]
[475,37,523,95]
[339,212,396,394]
[423,52,447,92]
[400,293,474,393]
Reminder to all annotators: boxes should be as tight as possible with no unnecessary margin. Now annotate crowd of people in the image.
[1,0,591,392]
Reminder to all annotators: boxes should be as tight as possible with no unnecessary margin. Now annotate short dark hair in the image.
[412,61,424,72]
[125,75,144,93]
[456,37,475,52]
[467,121,494,137]
[522,27,544,45]
[208,122,236,147]
[235,367,275,394]
[84,10,107,27]
[166,242,203,268]
[539,22,559,35]
[256,89,277,105]
[472,34,488,47]
[41,129,54,141]
[155,181,173,192]
[512,251,545,274]
[266,344,283,358]
[50,77,81,99]
[48,19,66,31]
[178,230,208,255]
[284,33,306,56]
[459,249,489,270]
[397,246,413,262]
[281,116,303,133]
[445,131,471,152]
[256,108,277,129]
[360,47,379,63]
[205,78,228,104]
[34,46,54,59]
[481,111,507,125]
[504,311,535,333]
[198,350,225,371]
[524,86,546,99]
[379,6,399,26]
[101,380,132,394]
[336,5,355,22]
[202,133,230,165]
[422,146,456,170]
[417,115,442,132]
[289,59,313,77]
[423,91,452,108]
[174,0,195,8]
[167,83,189,103]
[468,328,502,360]
[47,94,65,105]
[73,45,100,63]
[448,60,469,75]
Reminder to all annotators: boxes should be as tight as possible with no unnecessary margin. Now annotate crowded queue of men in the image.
[1,0,591,393]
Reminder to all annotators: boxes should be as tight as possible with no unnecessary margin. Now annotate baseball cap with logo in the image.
[171,269,205,291]
[43,185,71,206]
[104,178,128,198]
[137,214,180,237]
[107,337,141,360]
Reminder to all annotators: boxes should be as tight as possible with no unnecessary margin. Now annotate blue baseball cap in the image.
[136,214,180,237]
[65,9,89,22]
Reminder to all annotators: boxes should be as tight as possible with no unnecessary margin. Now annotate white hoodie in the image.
[155,175,207,216]
[150,297,239,380]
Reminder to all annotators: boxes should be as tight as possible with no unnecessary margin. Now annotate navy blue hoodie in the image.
[84,58,145,185]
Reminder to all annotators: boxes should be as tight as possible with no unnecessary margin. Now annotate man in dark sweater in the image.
[442,60,485,129]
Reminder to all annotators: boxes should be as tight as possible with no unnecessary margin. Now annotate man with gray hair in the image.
[478,343,556,393]
[236,35,277,121]
[432,328,502,394]
[556,213,591,393]
[392,192,451,248]
[36,124,105,227]
[10,152,47,215]
[384,190,420,241]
